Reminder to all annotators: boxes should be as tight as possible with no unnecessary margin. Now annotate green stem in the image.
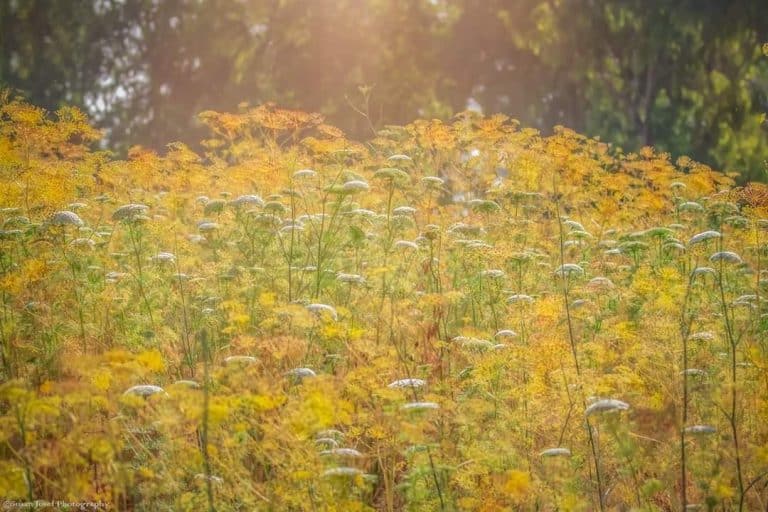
[716,255,745,510]
[200,329,215,512]
[553,176,604,511]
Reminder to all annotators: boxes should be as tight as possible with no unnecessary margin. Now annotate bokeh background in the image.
[1,0,767,180]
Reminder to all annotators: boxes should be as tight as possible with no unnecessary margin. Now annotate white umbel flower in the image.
[151,252,176,263]
[306,303,338,320]
[230,194,264,207]
[709,251,742,264]
[402,402,439,411]
[49,210,84,227]
[123,385,166,397]
[388,378,426,389]
[112,204,149,221]
[688,230,721,245]
[585,398,629,416]
[224,355,258,366]
[320,448,363,457]
[342,180,370,192]
[684,425,717,435]
[322,467,363,478]
[554,263,584,278]
[286,367,317,379]
[507,294,534,304]
[336,273,365,284]
[540,447,572,457]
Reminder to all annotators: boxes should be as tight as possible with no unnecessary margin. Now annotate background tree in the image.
[1,0,766,180]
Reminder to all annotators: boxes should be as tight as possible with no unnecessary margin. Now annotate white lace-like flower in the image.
[388,378,426,389]
[678,201,704,212]
[684,425,716,435]
[105,271,128,282]
[540,448,572,457]
[224,355,258,366]
[49,210,84,227]
[421,176,444,186]
[564,220,585,231]
[315,438,339,448]
[112,204,149,221]
[197,221,219,232]
[194,474,224,484]
[394,240,419,250]
[688,230,721,245]
[174,380,200,388]
[320,448,363,457]
[230,194,264,207]
[691,267,716,277]
[664,242,686,252]
[322,467,363,478]
[342,180,370,192]
[585,398,629,416]
[586,277,614,291]
[507,294,534,304]
[69,238,95,249]
[688,331,715,341]
[709,251,742,264]
[123,385,166,397]
[151,252,176,263]
[286,367,317,379]
[336,273,365,284]
[293,169,317,179]
[456,337,493,351]
[392,206,416,216]
[306,303,338,320]
[554,263,584,278]
[401,402,439,411]
[316,429,344,439]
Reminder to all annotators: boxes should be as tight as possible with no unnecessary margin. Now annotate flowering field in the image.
[1,96,767,511]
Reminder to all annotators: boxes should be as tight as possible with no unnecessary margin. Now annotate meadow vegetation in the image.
[1,93,767,510]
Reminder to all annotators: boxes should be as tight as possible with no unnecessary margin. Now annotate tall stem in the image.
[679,270,695,510]
[716,255,745,510]
[553,175,604,511]
[127,222,155,327]
[200,328,216,512]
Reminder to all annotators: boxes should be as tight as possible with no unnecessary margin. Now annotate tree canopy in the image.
[1,0,767,180]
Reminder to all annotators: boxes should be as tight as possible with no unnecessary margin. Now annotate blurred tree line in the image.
[1,0,767,180]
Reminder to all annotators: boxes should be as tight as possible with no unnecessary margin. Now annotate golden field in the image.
[0,95,767,511]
